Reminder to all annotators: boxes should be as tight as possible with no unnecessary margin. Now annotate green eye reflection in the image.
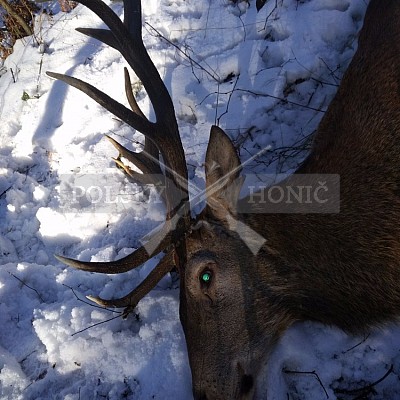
[200,271,212,284]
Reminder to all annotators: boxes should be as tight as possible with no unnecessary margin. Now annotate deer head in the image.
[48,0,400,398]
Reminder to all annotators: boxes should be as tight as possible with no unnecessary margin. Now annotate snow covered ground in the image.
[1,0,400,399]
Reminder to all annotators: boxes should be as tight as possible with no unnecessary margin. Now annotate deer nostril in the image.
[193,388,208,400]
[237,362,254,395]
[239,374,254,395]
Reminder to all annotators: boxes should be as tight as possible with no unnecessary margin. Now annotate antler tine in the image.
[105,134,168,203]
[86,252,174,312]
[46,70,154,136]
[55,223,174,273]
[123,66,161,175]
[103,67,164,185]
[124,67,146,120]
[105,135,162,177]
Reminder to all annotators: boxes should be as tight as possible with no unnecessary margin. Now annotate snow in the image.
[1,0,399,399]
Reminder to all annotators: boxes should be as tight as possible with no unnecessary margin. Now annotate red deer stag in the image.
[48,0,400,398]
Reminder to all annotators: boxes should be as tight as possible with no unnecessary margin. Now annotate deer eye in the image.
[200,270,212,285]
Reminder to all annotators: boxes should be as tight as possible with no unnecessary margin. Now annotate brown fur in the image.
[181,1,400,398]
[51,0,400,398]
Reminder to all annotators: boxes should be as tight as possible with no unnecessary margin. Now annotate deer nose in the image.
[193,390,208,400]
[239,373,254,395]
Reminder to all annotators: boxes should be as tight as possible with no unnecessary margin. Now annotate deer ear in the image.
[205,125,244,220]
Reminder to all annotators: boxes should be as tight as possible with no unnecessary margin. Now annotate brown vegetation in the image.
[0,0,38,60]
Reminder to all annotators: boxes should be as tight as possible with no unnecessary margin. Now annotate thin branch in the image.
[62,283,121,313]
[262,0,278,31]
[145,22,220,83]
[199,87,326,113]
[335,364,394,397]
[71,313,123,337]
[9,272,44,302]
[10,67,16,83]
[0,184,12,198]
[62,284,129,336]
[236,88,326,113]
[342,334,370,354]
[217,74,240,124]
[284,369,329,399]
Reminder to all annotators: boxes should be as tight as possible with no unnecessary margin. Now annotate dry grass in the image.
[0,0,39,60]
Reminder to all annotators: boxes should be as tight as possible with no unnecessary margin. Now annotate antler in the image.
[47,0,191,311]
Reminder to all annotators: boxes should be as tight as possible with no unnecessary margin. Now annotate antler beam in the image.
[48,0,191,311]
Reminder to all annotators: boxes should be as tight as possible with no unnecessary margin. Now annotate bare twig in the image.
[145,22,220,82]
[217,74,240,125]
[71,313,123,337]
[9,272,44,302]
[284,368,329,399]
[200,87,326,113]
[342,334,370,354]
[62,284,121,313]
[62,284,133,336]
[334,364,394,398]
[319,56,342,83]
[0,185,12,198]
[10,67,16,83]
[262,0,278,31]
[236,88,326,113]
